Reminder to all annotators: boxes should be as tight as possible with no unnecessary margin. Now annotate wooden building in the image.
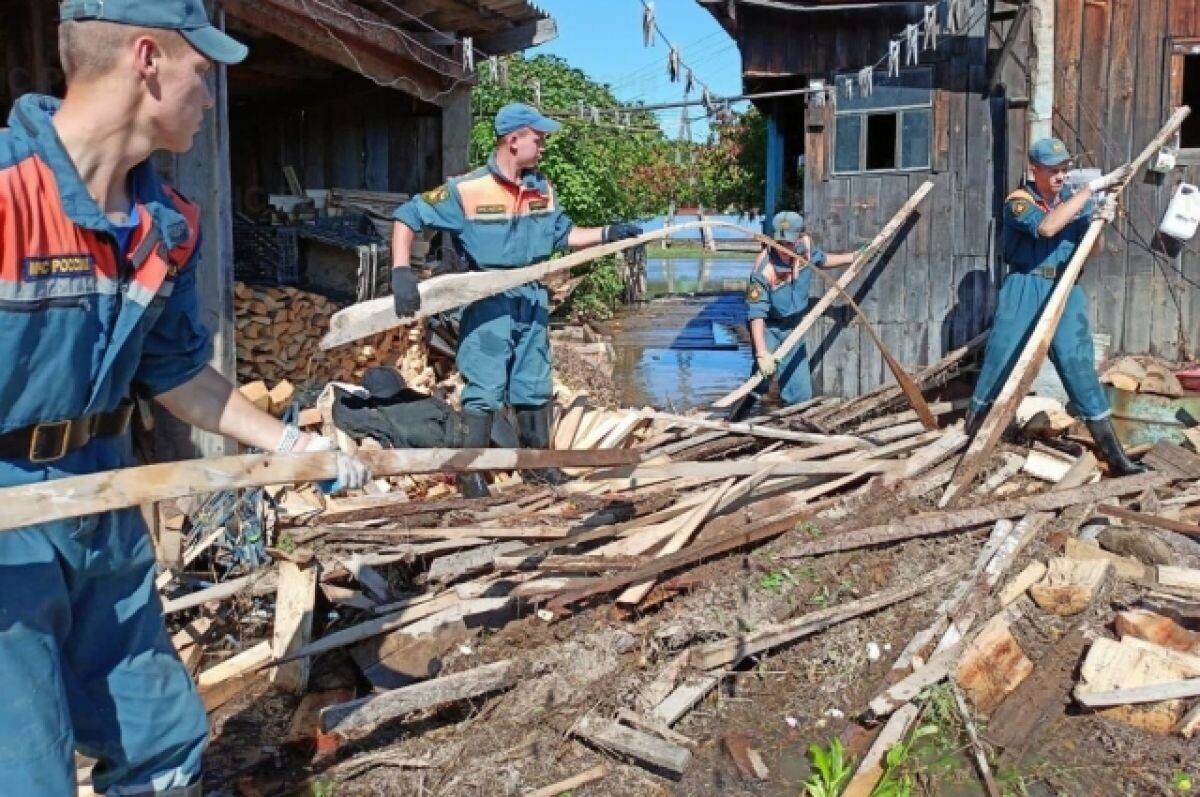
[1,0,555,456]
[703,0,1200,398]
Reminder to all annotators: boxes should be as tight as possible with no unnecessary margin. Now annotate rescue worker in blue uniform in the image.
[0,4,369,795]
[966,137,1144,474]
[391,103,643,498]
[729,211,859,422]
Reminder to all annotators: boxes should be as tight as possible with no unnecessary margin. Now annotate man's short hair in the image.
[58,19,186,83]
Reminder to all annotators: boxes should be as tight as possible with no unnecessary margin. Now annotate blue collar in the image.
[9,94,191,250]
[486,153,549,193]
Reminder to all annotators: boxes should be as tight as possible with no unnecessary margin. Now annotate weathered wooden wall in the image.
[731,0,1200,398]
[1040,0,1200,362]
[229,87,443,210]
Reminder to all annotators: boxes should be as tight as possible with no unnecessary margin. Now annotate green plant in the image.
[276,533,296,554]
[804,738,854,797]
[1173,771,1194,793]
[799,521,824,538]
[308,780,337,797]
[870,724,938,797]
[759,568,799,593]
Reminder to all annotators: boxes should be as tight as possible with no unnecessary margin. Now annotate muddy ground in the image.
[200,449,1199,797]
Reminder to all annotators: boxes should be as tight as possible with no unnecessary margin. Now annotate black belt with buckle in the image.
[1014,265,1060,279]
[0,403,134,464]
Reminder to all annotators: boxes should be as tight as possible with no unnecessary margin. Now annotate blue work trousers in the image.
[0,442,208,796]
[970,271,1110,421]
[458,282,552,414]
[753,323,814,405]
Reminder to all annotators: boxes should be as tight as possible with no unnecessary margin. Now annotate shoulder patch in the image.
[422,184,450,204]
[1009,197,1031,217]
[746,284,764,303]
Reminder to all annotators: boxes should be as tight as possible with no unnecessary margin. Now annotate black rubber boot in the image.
[1086,417,1147,476]
[727,395,760,424]
[458,410,495,498]
[964,406,984,436]
[515,403,569,486]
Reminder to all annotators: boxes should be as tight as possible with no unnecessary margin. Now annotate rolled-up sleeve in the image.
[133,245,212,396]
[1004,194,1047,237]
[745,275,771,321]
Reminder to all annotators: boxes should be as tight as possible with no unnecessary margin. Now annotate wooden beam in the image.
[782,472,1170,559]
[0,447,639,533]
[940,107,1192,507]
[713,181,935,409]
[222,0,451,106]
[477,17,559,53]
[1075,678,1200,707]
[270,560,320,692]
[1095,504,1200,538]
[320,659,518,738]
[524,765,610,797]
[571,716,692,777]
[642,410,866,446]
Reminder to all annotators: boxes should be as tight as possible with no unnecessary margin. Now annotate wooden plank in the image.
[0,447,639,532]
[714,182,935,408]
[651,676,721,727]
[1054,0,1085,151]
[953,613,1034,713]
[1096,504,1200,538]
[197,641,272,712]
[320,660,518,739]
[784,472,1169,559]
[1076,678,1200,707]
[584,458,899,485]
[572,716,692,777]
[642,410,865,446]
[270,561,319,692]
[688,569,956,671]
[842,704,921,797]
[999,561,1048,607]
[939,107,1192,507]
[524,765,610,797]
[1076,637,1200,731]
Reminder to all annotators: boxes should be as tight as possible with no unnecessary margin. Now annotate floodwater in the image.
[604,256,758,410]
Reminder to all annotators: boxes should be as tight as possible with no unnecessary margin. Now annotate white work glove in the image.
[1087,163,1133,194]
[277,426,371,494]
[755,352,777,377]
[1094,196,1118,224]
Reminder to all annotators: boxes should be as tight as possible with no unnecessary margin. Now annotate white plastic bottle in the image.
[1159,182,1200,241]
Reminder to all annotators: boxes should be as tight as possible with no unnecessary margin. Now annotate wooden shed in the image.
[1,0,555,456]
[703,0,1200,398]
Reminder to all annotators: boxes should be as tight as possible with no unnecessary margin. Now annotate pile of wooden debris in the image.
[78,338,1200,796]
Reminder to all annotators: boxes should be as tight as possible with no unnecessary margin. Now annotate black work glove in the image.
[602,222,643,243]
[391,267,421,317]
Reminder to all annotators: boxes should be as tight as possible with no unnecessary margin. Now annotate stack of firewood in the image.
[233,281,434,389]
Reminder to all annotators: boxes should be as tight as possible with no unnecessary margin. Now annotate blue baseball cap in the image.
[772,211,806,244]
[494,103,562,137]
[1028,137,1074,167]
[59,0,249,65]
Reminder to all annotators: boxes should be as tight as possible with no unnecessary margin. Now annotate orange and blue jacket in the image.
[0,94,211,441]
[393,154,574,270]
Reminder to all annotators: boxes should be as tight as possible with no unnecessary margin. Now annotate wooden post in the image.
[939,107,1192,508]
[150,1,236,460]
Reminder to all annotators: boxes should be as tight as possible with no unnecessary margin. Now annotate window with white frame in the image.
[833,67,934,174]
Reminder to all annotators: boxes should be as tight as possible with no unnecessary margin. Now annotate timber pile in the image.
[130,343,1200,793]
[233,281,439,389]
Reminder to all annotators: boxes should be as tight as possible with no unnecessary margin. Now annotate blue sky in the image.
[529,0,745,141]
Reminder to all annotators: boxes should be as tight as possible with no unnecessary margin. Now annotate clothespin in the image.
[679,106,691,139]
[685,68,695,95]
[843,76,855,100]
[643,1,655,47]
[923,5,938,50]
[859,66,873,98]
[906,23,920,65]
[888,39,902,78]
[462,37,475,73]
[701,86,713,114]
[532,78,542,107]
[668,46,681,82]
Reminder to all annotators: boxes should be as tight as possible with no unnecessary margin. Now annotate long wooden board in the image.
[713,181,935,409]
[939,107,1191,507]
[0,447,639,533]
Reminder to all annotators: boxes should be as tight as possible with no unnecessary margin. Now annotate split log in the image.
[999,561,1047,606]
[714,181,935,409]
[320,659,518,739]
[0,447,639,532]
[940,106,1192,507]
[953,613,1034,713]
[1075,637,1200,732]
[1028,558,1110,616]
[572,715,692,777]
